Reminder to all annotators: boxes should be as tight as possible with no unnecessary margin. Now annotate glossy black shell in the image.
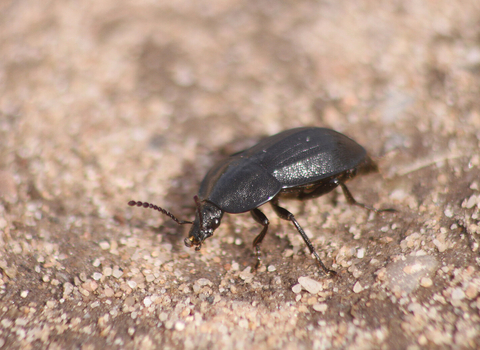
[198,127,368,213]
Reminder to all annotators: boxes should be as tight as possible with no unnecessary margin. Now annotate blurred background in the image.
[1,1,480,349]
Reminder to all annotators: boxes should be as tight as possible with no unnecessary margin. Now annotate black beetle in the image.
[128,127,394,275]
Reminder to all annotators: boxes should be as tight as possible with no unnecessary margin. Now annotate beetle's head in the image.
[184,197,223,251]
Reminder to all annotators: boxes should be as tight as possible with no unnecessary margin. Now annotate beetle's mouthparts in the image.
[184,236,202,250]
[184,236,194,247]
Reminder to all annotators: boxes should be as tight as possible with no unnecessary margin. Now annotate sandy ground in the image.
[1,1,480,349]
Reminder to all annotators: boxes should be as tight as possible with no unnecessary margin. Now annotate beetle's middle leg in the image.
[270,199,336,276]
[250,208,270,269]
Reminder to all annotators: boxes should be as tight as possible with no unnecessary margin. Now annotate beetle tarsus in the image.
[253,255,262,272]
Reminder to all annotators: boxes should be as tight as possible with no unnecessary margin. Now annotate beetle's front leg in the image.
[250,208,269,270]
[270,199,336,276]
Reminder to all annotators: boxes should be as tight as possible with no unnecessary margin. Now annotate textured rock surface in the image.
[1,1,480,349]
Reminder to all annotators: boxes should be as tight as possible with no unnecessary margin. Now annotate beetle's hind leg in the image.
[270,199,336,276]
[337,181,396,213]
[250,208,270,270]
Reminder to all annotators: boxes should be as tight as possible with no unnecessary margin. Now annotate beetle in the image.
[128,127,394,275]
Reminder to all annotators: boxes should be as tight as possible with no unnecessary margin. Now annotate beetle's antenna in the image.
[193,195,203,228]
[128,200,193,225]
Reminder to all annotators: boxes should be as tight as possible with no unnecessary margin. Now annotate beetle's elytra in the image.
[128,127,394,275]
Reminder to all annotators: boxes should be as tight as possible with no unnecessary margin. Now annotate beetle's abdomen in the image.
[256,128,367,188]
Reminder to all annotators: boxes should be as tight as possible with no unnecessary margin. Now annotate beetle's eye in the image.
[213,219,219,225]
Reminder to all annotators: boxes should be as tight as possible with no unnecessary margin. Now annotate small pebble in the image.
[444,207,454,218]
[313,303,328,313]
[353,281,363,293]
[104,288,114,297]
[175,321,185,332]
[403,263,424,274]
[283,249,294,258]
[63,283,74,296]
[420,277,433,288]
[298,276,323,294]
[20,290,29,298]
[146,274,155,283]
[463,195,478,209]
[256,265,267,273]
[99,241,110,250]
[451,288,465,300]
[292,284,302,294]
[83,280,99,292]
[267,265,276,272]
[112,268,123,279]
[143,297,153,307]
[239,267,254,281]
[195,278,213,287]
[357,248,365,259]
[124,297,135,307]
[465,284,478,299]
[92,272,102,281]
[79,288,90,297]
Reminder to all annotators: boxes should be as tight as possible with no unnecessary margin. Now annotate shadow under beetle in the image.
[129,127,395,275]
